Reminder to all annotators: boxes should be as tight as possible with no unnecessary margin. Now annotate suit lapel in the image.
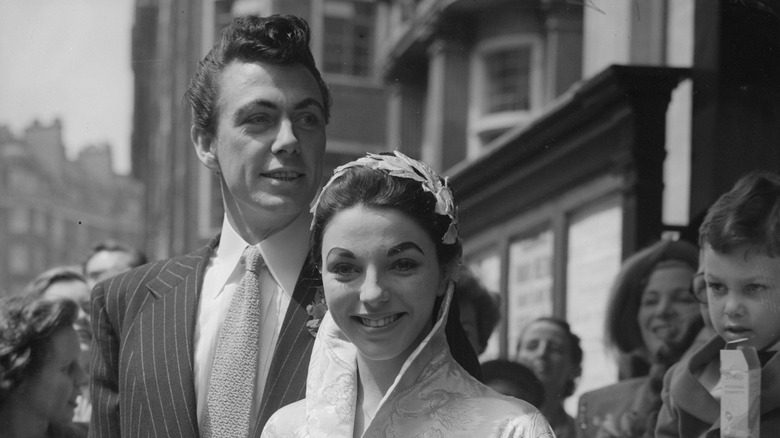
[254,256,322,434]
[139,240,215,437]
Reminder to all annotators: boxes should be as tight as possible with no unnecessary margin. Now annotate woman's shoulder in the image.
[463,394,554,436]
[492,405,556,438]
[261,399,306,438]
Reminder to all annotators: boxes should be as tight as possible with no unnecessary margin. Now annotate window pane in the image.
[323,0,375,77]
[9,208,28,234]
[485,47,531,113]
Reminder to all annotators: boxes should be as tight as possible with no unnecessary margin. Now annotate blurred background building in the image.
[130,0,779,413]
[0,120,143,295]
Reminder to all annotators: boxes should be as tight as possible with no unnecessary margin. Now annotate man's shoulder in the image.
[99,243,214,293]
[579,376,647,413]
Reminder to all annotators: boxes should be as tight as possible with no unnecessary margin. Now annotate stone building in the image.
[374,0,780,409]
[0,120,144,295]
[130,0,779,411]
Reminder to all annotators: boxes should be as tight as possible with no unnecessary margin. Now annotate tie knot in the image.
[241,245,264,273]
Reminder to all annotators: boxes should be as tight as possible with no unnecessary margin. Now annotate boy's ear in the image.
[192,125,219,171]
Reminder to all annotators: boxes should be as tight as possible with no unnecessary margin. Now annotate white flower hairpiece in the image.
[310,151,459,244]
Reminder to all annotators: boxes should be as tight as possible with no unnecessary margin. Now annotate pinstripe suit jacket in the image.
[88,237,322,438]
[89,237,480,438]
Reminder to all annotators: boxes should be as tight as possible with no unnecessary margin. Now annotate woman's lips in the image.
[355,313,402,328]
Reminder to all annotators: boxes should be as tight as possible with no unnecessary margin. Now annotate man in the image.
[83,240,148,289]
[90,15,478,438]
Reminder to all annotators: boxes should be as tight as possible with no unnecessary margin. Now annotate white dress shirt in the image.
[194,212,311,429]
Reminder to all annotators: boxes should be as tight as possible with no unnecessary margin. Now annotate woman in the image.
[263,151,553,437]
[25,267,92,423]
[515,317,583,438]
[576,239,702,438]
[0,295,88,438]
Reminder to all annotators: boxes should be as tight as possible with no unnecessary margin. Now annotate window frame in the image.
[468,35,544,155]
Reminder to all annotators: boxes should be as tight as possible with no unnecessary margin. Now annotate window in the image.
[34,210,47,236]
[9,208,28,234]
[9,243,29,275]
[323,0,375,77]
[469,36,542,153]
[485,47,532,113]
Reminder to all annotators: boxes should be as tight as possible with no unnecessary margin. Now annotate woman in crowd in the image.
[263,151,553,437]
[515,316,583,438]
[0,295,88,438]
[576,239,702,438]
[25,267,92,423]
[456,267,501,356]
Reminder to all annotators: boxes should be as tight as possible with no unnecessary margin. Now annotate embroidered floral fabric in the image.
[262,285,554,438]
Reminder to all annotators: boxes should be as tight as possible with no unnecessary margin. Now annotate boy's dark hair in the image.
[185,14,331,136]
[699,170,780,257]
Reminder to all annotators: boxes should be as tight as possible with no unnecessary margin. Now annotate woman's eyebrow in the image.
[326,247,355,259]
[387,242,423,257]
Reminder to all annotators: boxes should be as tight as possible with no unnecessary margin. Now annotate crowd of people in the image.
[1,13,779,438]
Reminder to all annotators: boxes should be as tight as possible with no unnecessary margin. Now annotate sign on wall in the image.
[507,229,554,356]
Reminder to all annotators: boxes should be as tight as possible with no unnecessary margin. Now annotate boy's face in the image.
[703,243,780,351]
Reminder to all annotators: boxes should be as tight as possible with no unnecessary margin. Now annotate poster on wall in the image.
[565,197,622,415]
[507,229,554,357]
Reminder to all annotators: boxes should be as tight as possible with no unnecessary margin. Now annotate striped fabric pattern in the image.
[89,237,323,438]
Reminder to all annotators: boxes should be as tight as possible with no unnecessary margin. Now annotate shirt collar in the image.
[218,212,311,296]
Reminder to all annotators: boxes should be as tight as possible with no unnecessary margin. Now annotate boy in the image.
[655,170,780,437]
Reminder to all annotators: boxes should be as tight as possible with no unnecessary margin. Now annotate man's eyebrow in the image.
[232,98,325,123]
[294,97,325,114]
[232,100,277,123]
[387,242,424,256]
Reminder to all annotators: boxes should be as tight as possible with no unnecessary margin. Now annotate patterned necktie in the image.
[202,245,264,438]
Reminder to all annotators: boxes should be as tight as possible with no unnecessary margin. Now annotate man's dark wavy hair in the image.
[185,14,332,136]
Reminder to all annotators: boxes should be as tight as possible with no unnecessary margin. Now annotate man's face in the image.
[85,250,136,288]
[195,60,327,231]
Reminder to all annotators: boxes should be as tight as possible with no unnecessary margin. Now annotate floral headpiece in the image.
[310,151,459,244]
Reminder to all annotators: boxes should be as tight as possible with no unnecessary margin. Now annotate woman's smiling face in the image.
[320,205,447,363]
[637,263,700,359]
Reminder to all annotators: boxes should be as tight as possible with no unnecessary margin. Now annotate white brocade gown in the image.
[261,287,555,438]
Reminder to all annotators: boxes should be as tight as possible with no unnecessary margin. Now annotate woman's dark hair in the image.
[516,316,583,398]
[604,239,699,359]
[186,14,332,136]
[699,170,780,258]
[310,165,462,272]
[0,295,78,404]
[24,266,87,298]
[481,359,545,408]
[455,268,500,354]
